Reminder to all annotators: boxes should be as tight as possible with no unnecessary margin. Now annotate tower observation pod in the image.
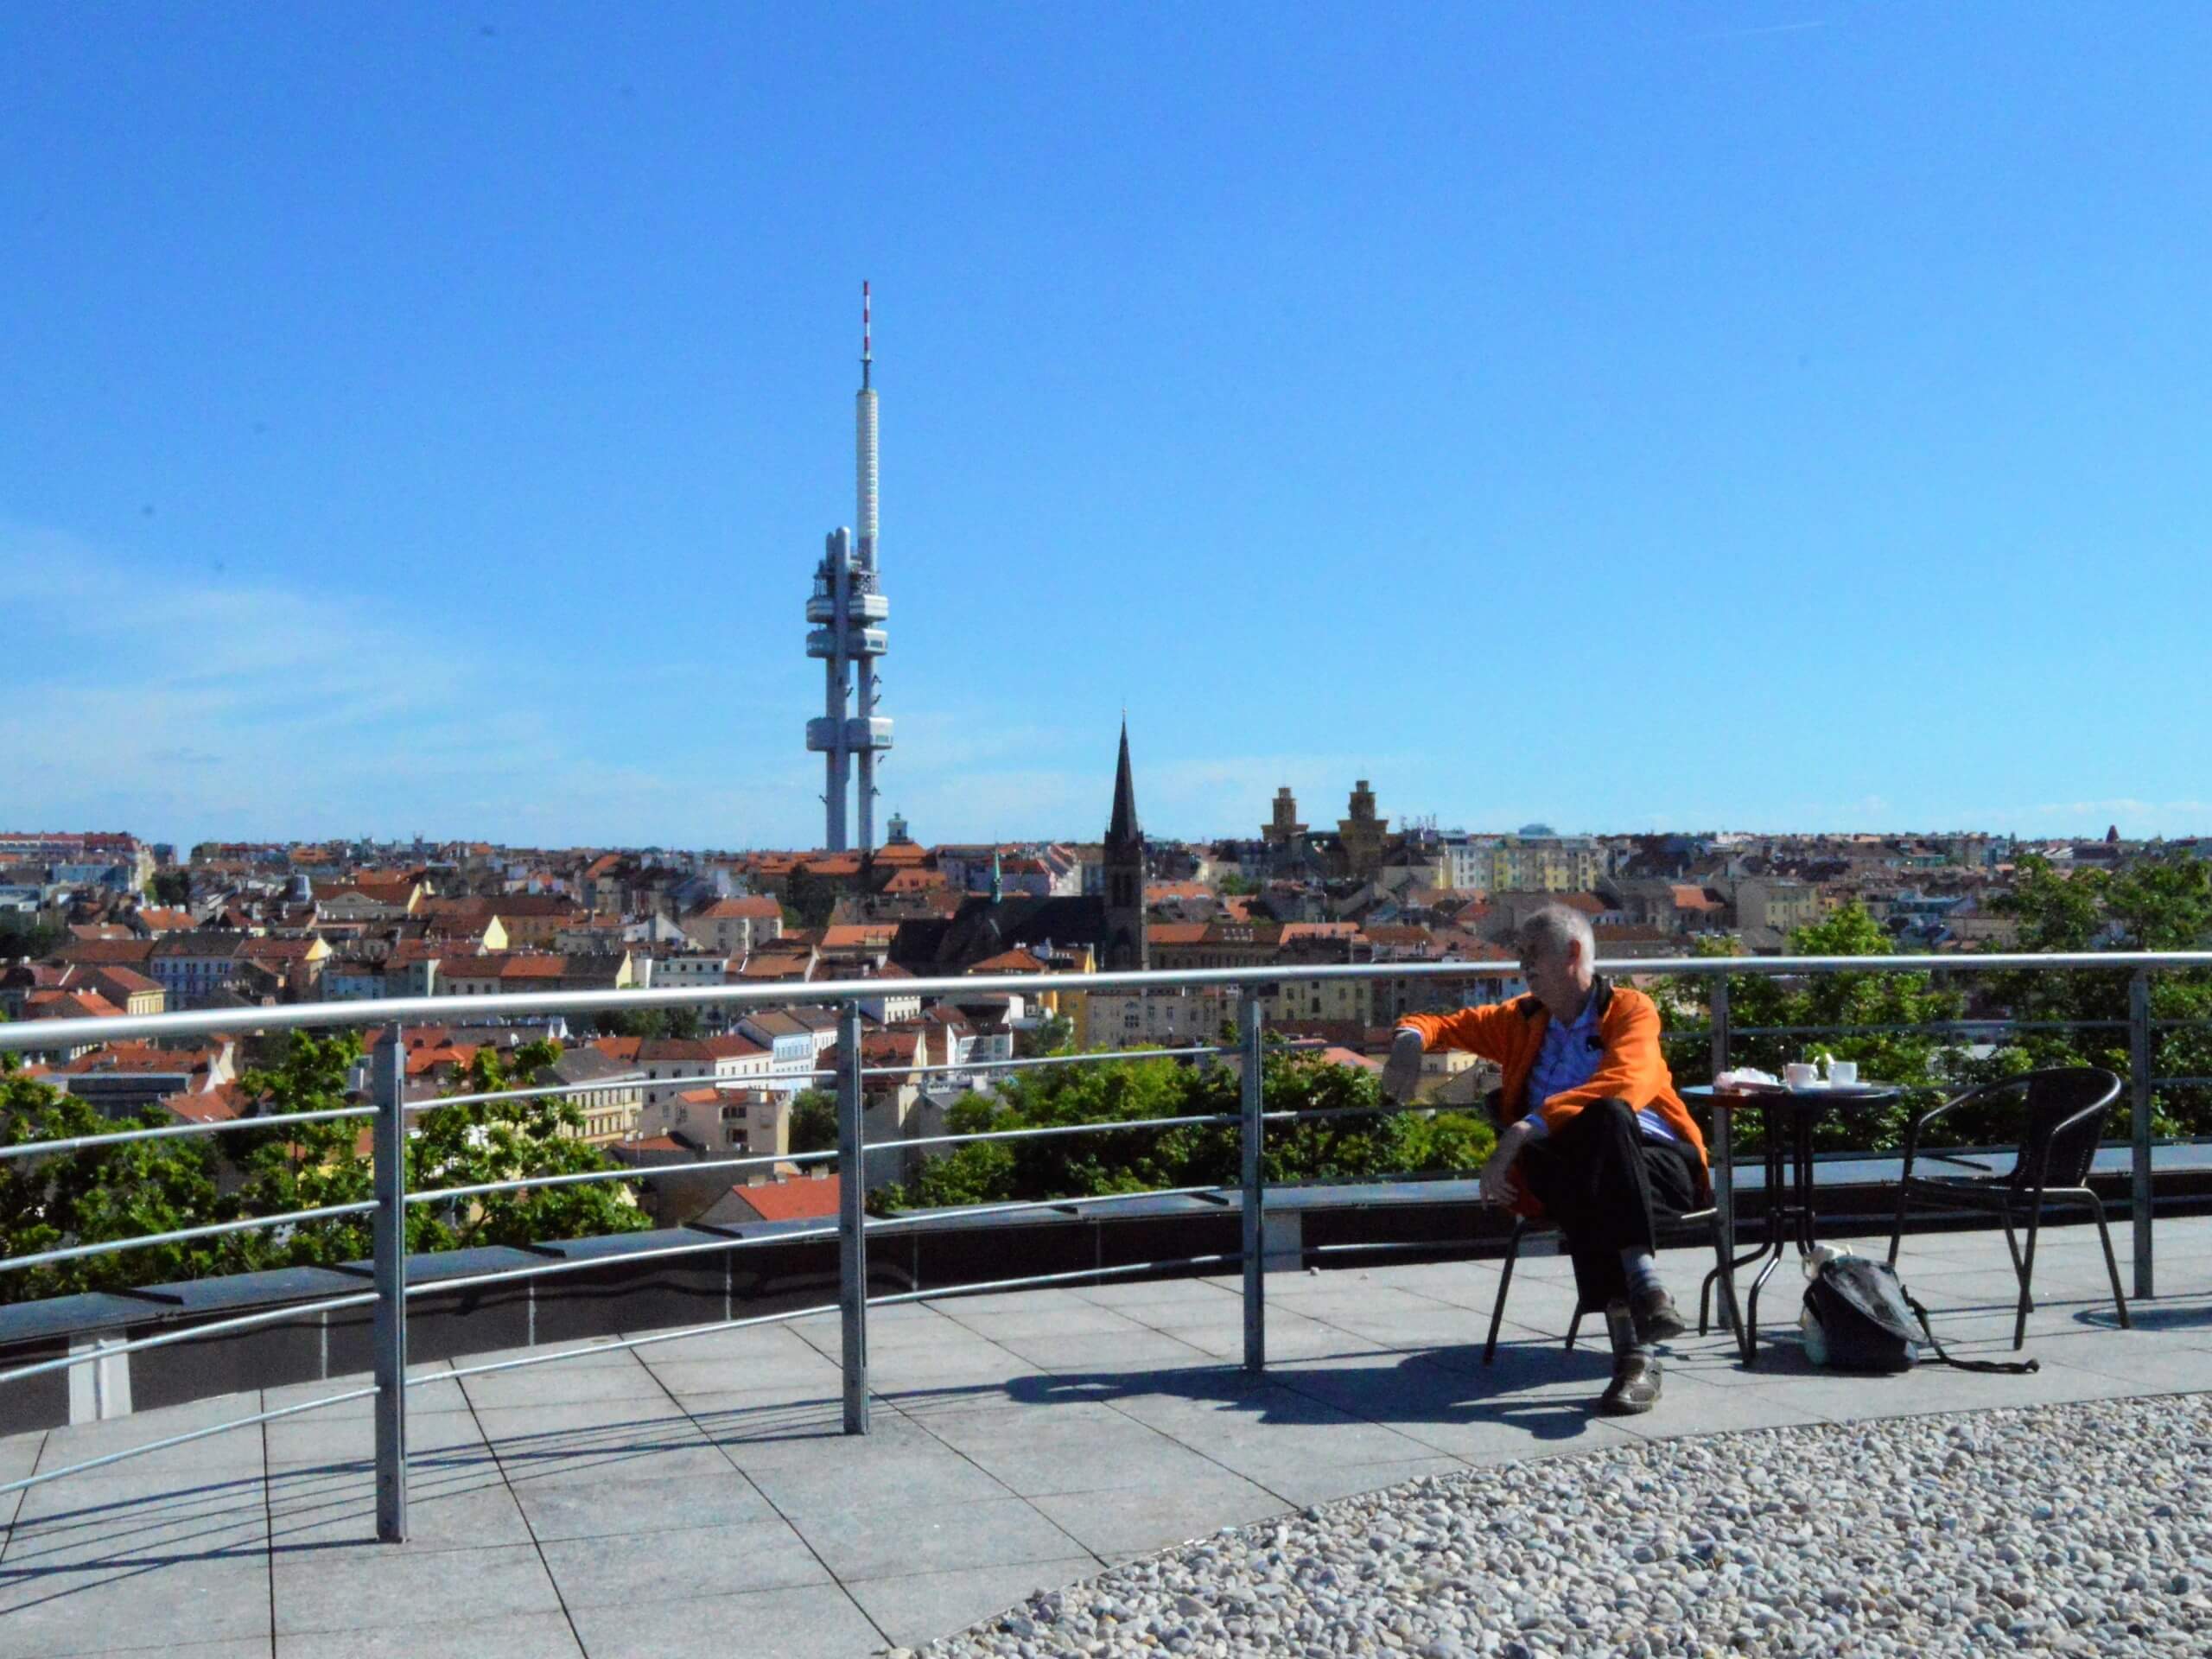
[804,283,893,854]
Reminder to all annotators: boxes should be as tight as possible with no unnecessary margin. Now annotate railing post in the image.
[837,1001,869,1435]
[1241,995,1265,1376]
[2129,969,2154,1300]
[1707,976,1733,1311]
[372,1020,408,1543]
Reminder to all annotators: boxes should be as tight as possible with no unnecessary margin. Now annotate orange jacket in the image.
[1397,978,1708,1213]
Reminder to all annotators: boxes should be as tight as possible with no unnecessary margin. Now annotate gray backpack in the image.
[1801,1252,2038,1376]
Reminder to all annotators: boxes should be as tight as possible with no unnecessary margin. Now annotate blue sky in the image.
[5,4,2209,851]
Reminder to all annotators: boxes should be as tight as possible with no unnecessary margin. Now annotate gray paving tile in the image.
[1109,1380,1442,1470]
[628,1321,843,1363]
[280,1611,581,1657]
[743,1434,1011,1519]
[1071,1275,1243,1311]
[0,1433,42,1485]
[0,1554,272,1656]
[639,1351,842,1399]
[456,1338,643,1371]
[798,1493,1087,1583]
[1268,1355,1643,1465]
[5,1466,269,1572]
[938,1301,1160,1342]
[917,1401,1227,1498]
[266,1463,530,1551]
[538,1517,828,1609]
[568,1581,883,1659]
[679,1388,871,1461]
[37,1395,268,1478]
[1030,1474,1289,1557]
[1608,1368,1837,1440]
[263,1403,487,1470]
[843,1555,1100,1649]
[261,1362,461,1419]
[511,1469,778,1541]
[459,1357,671,1411]
[993,1329,1227,1377]
[272,1540,561,1636]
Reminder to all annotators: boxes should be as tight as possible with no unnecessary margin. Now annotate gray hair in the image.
[1515,903,1595,969]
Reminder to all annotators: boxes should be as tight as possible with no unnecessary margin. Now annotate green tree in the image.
[0,916,64,961]
[1014,1013,1074,1059]
[1656,906,1965,1154]
[149,871,191,906]
[788,1089,838,1154]
[869,1046,1493,1217]
[1986,853,2212,1135]
[0,1027,652,1304]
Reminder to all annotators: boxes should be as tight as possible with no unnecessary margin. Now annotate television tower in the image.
[804,283,893,853]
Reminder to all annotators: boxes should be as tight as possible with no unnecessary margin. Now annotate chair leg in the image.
[1999,1215,2033,1313]
[1709,1216,1750,1364]
[2078,1188,2133,1331]
[2013,1205,2043,1351]
[1484,1220,1525,1365]
[1565,1305,1584,1351]
[1886,1182,1910,1268]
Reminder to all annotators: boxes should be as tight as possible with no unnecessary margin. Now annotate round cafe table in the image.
[1682,1081,1904,1358]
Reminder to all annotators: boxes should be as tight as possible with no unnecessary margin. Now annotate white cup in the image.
[1784,1062,1820,1089]
[1827,1060,1859,1087]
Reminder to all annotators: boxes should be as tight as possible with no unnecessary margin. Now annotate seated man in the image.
[1382,904,1709,1414]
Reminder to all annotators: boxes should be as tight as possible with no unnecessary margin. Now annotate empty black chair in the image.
[1886,1066,2129,1348]
[1484,1203,1747,1364]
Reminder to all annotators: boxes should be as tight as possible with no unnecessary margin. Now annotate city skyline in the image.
[7,7,2211,848]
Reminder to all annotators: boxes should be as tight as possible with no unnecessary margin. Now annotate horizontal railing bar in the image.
[409,1146,837,1206]
[1727,1020,2133,1037]
[1264,1104,1402,1125]
[887,1113,1239,1155]
[875,1250,1245,1309]
[429,1302,842,1385]
[862,1042,1228,1080]
[410,1066,829,1115]
[0,1200,381,1274]
[412,1225,842,1298]
[0,1386,378,1497]
[868,1185,1230,1232]
[15,951,2212,1052]
[0,1292,380,1389]
[0,1105,375,1163]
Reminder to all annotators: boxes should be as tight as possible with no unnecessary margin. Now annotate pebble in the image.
[913,1393,2212,1659]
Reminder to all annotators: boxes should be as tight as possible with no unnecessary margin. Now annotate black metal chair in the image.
[1886,1065,2129,1349]
[1484,1202,1748,1364]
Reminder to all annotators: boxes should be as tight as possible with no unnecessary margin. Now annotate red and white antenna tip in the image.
[861,281,871,360]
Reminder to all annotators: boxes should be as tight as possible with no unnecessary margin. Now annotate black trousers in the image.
[1516,1098,1701,1310]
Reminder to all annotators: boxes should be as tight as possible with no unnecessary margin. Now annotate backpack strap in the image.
[1903,1289,2041,1376]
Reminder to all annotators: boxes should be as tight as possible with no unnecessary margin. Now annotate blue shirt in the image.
[1521,992,1676,1143]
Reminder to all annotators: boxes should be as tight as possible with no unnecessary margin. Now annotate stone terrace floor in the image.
[4,1216,2211,1658]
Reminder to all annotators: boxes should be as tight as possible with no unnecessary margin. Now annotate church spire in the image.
[1100,721,1148,972]
[1107,719,1141,848]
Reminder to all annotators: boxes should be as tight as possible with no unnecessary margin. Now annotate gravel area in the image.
[906,1392,2212,1658]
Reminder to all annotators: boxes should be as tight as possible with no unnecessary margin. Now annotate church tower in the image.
[1101,721,1148,972]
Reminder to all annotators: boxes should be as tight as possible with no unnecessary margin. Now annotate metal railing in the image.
[3,948,2209,1541]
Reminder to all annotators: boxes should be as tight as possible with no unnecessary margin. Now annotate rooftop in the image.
[3,1218,2208,1656]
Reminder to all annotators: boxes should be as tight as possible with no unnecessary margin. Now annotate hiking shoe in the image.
[1631,1283,1689,1344]
[1599,1350,1663,1414]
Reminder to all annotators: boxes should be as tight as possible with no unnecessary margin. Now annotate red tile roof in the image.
[734,1174,843,1224]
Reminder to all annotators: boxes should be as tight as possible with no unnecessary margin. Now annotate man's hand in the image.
[1380,1027,1425,1103]
[1479,1119,1536,1207]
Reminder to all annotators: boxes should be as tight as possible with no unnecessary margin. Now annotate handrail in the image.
[3,947,2209,1537]
[0,1199,380,1274]
[9,949,2212,1053]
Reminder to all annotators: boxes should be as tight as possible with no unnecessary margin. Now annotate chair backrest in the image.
[2004,1066,2123,1191]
